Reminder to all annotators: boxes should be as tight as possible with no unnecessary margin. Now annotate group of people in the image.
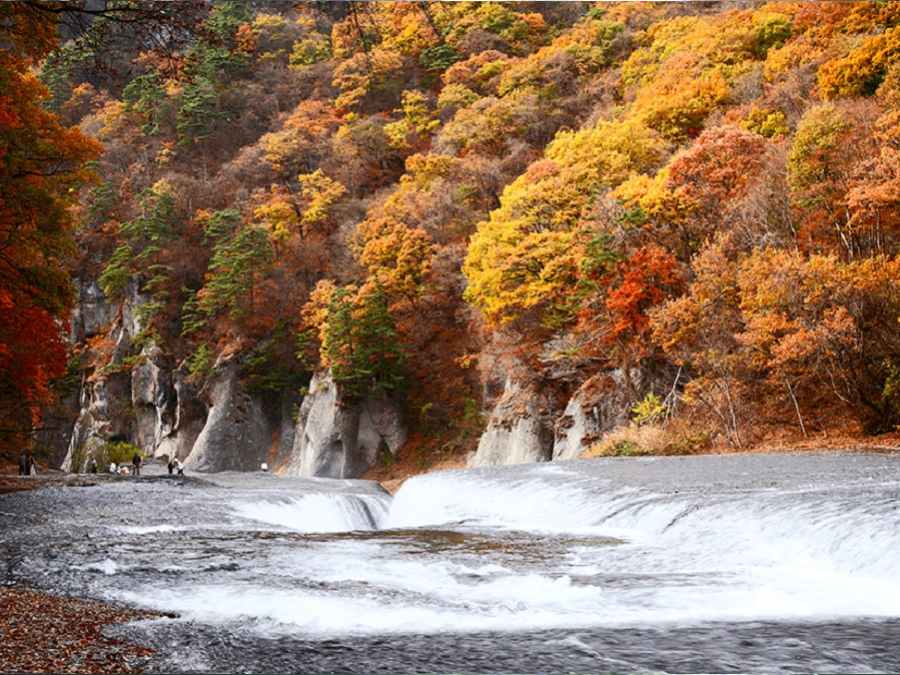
[17,451,35,476]
[16,449,187,477]
[80,452,184,476]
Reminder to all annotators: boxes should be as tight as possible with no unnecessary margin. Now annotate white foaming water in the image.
[388,467,900,573]
[232,493,390,533]
[107,457,900,636]
[387,466,646,537]
[76,558,119,575]
[115,524,190,534]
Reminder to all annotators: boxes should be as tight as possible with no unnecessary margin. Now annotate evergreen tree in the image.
[199,211,273,319]
[122,72,166,135]
[324,284,405,399]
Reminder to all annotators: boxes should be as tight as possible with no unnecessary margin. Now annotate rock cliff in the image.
[59,282,296,473]
[469,377,554,467]
[469,367,660,467]
[283,371,406,478]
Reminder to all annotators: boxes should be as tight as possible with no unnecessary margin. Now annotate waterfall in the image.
[33,452,900,644]
[386,458,900,611]
[233,493,391,533]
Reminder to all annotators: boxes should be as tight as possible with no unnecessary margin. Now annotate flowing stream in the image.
[2,452,900,673]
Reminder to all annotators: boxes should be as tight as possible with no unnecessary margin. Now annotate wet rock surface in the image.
[121,619,900,674]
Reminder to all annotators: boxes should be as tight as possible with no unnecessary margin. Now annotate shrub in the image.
[93,441,144,469]
[585,421,711,457]
[632,392,665,426]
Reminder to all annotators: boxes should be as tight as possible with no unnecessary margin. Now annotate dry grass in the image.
[585,418,900,459]
[584,420,713,458]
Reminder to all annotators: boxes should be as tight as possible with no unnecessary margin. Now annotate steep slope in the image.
[26,1,900,475]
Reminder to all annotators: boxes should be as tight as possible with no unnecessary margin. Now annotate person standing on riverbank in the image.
[132,452,142,476]
[18,451,28,476]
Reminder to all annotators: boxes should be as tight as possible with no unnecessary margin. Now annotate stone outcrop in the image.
[468,377,554,467]
[551,370,635,460]
[133,356,206,462]
[184,363,271,472]
[131,345,175,456]
[61,282,208,469]
[469,364,666,466]
[70,280,115,344]
[58,278,311,474]
[284,371,406,478]
[34,389,81,469]
[62,372,134,471]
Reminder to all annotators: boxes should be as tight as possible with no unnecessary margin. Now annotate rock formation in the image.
[469,377,554,467]
[283,371,406,478]
[552,370,642,460]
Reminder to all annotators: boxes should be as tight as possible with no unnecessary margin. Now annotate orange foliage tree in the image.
[0,6,100,450]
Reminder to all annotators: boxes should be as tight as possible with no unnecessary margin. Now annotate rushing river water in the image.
[2,452,900,673]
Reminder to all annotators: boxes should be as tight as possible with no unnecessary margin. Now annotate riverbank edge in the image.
[3,443,899,497]
[367,441,900,493]
[0,584,168,673]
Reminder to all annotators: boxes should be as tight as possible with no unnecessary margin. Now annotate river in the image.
[2,452,899,673]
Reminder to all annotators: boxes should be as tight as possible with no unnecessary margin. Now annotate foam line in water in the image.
[115,563,900,637]
[386,468,644,535]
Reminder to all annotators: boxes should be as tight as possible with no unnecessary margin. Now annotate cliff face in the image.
[467,368,657,468]
[58,287,406,476]
[55,282,654,474]
[183,362,299,473]
[283,371,407,479]
[58,285,280,472]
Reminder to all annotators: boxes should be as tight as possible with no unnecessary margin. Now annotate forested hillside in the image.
[4,1,900,473]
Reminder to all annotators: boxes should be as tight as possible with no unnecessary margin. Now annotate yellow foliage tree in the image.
[354,216,434,299]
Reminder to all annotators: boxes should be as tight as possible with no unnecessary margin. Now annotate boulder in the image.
[284,371,406,478]
[469,377,553,467]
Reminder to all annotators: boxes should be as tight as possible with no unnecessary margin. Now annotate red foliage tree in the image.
[0,6,100,451]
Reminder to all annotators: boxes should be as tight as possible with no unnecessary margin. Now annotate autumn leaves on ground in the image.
[4,1,900,474]
[0,588,159,674]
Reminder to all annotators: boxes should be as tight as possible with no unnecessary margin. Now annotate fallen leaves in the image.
[0,586,160,673]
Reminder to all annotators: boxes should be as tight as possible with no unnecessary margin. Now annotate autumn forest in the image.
[3,0,900,472]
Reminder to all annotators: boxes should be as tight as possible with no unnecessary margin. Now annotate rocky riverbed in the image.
[1,452,899,673]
